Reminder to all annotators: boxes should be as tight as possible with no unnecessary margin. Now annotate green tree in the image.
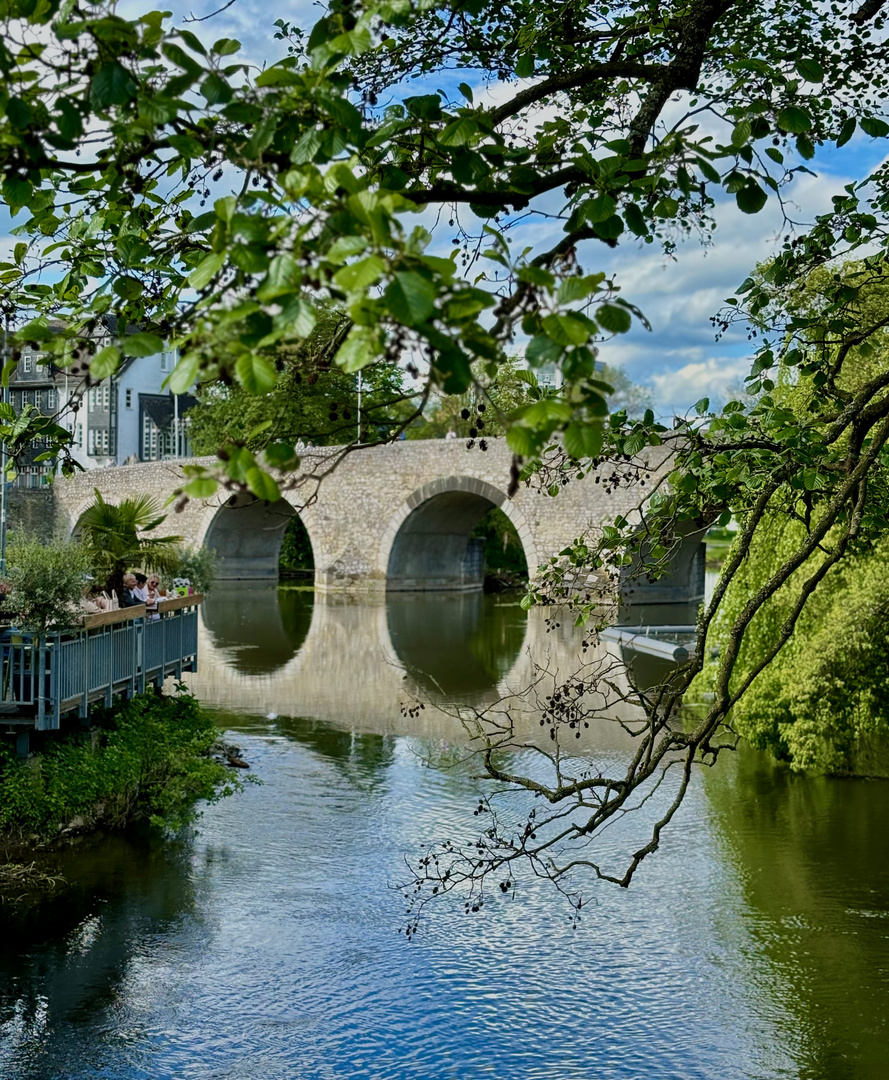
[693,261,889,773]
[5,536,90,633]
[188,307,416,454]
[78,491,182,597]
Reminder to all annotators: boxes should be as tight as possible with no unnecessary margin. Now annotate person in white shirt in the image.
[132,573,150,602]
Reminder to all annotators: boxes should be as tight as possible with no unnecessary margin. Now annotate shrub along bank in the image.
[696,518,889,777]
[0,690,241,849]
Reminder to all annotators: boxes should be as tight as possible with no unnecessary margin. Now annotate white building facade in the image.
[9,327,195,486]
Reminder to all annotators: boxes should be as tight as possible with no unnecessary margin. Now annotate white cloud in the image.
[648,356,751,415]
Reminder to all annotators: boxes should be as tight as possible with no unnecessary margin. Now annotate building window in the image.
[160,352,172,373]
[45,388,57,412]
[76,424,83,448]
[88,385,110,410]
[88,427,111,455]
[142,412,159,461]
[125,388,133,408]
[22,354,32,374]
[141,413,176,461]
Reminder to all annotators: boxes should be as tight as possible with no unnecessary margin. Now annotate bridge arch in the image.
[199,493,317,581]
[379,475,538,592]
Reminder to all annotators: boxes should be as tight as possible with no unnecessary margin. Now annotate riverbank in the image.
[0,689,243,898]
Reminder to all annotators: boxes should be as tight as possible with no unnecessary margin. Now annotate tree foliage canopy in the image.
[2,0,887,490]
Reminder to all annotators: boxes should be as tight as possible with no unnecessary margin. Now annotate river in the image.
[1,586,887,1079]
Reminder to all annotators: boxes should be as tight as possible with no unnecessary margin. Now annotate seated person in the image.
[146,575,162,619]
[132,573,150,602]
[119,573,143,607]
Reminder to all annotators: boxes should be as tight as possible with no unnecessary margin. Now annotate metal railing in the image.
[0,596,201,730]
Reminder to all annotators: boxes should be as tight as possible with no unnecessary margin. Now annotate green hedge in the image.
[696,517,889,775]
[0,691,241,840]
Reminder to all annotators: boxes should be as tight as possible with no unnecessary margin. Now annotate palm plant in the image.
[77,490,182,597]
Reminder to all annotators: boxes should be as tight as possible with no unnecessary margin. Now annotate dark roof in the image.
[141,393,197,429]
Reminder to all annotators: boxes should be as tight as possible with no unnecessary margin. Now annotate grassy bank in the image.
[0,690,242,858]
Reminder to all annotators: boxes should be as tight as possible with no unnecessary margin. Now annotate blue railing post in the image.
[36,637,46,730]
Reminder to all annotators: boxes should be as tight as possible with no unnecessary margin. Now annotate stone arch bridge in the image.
[53,438,703,611]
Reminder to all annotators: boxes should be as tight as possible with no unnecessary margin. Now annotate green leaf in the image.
[861,116,889,138]
[515,53,534,77]
[622,202,648,237]
[264,443,299,470]
[91,346,121,380]
[290,128,324,164]
[836,116,856,147]
[1,176,32,211]
[526,333,562,367]
[162,42,202,74]
[582,194,617,223]
[113,276,142,300]
[558,276,597,304]
[184,476,219,499]
[458,82,473,102]
[337,327,379,372]
[333,255,386,291]
[166,353,200,394]
[517,265,556,287]
[439,117,478,147]
[177,28,207,55]
[246,467,281,502]
[90,62,135,108]
[653,198,679,219]
[795,57,824,83]
[384,271,436,326]
[506,425,540,457]
[277,297,317,338]
[597,304,632,334]
[188,252,225,290]
[124,333,164,358]
[731,119,752,148]
[541,313,592,346]
[201,73,233,105]
[777,106,812,133]
[255,254,298,302]
[563,421,603,460]
[212,37,241,55]
[796,133,815,160]
[736,180,768,214]
[594,215,624,239]
[235,353,278,394]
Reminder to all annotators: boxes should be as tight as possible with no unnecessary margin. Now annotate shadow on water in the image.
[0,836,197,1079]
[704,746,889,1079]
[386,591,527,700]
[201,584,315,675]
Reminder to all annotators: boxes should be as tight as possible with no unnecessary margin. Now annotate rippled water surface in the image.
[1,587,888,1080]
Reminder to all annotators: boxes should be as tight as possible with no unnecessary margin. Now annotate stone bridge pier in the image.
[53,438,704,616]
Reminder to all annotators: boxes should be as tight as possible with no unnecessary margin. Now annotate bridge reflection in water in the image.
[186,584,648,751]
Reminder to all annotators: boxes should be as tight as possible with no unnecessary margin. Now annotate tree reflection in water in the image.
[0,837,198,1079]
[703,746,889,1078]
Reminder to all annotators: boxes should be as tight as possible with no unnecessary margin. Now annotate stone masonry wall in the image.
[54,439,672,593]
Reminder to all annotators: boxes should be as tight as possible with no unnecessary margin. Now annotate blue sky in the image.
[24,1,889,415]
